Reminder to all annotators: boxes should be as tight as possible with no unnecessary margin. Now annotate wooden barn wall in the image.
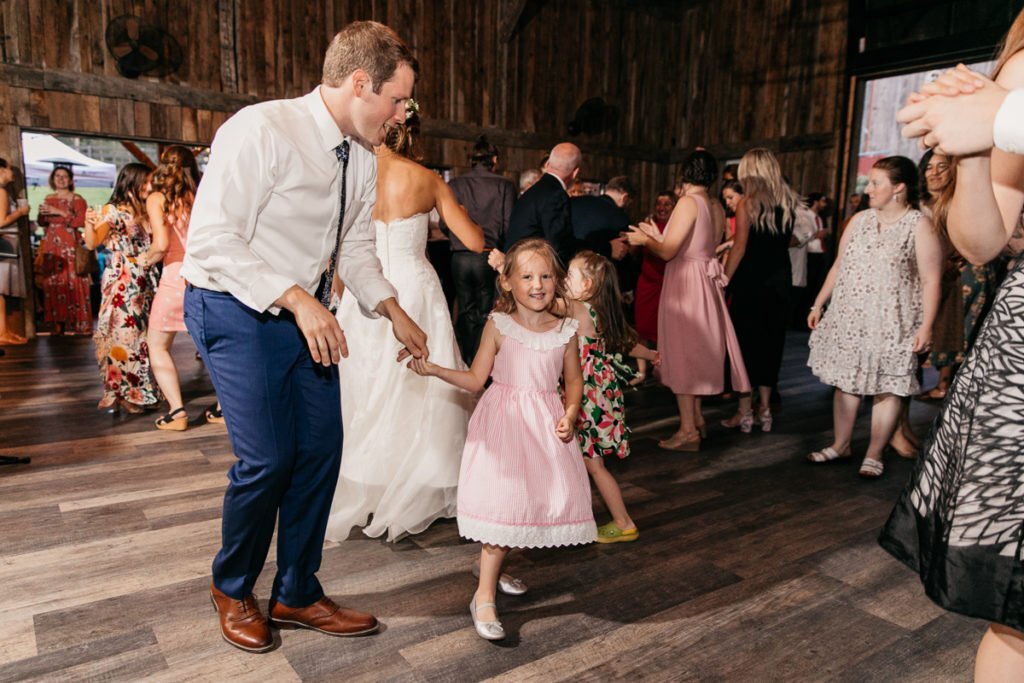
[0,0,847,219]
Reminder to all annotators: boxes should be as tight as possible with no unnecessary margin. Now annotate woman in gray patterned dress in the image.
[806,157,943,478]
[880,15,1024,679]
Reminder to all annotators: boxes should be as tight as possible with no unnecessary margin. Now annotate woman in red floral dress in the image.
[37,166,92,335]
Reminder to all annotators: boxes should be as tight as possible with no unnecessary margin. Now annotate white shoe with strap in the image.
[469,597,505,641]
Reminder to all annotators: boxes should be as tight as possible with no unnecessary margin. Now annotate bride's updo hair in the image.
[494,238,567,317]
[384,110,422,161]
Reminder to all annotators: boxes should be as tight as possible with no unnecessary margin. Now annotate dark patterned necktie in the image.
[320,140,350,310]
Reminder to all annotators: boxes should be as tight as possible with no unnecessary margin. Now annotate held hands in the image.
[406,357,439,377]
[554,413,575,442]
[387,305,429,363]
[897,64,1008,155]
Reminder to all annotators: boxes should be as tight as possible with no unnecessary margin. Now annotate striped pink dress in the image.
[457,312,597,548]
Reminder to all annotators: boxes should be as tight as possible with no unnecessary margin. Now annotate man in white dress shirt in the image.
[181,21,427,653]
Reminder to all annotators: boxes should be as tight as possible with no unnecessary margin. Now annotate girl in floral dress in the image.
[565,251,659,544]
[84,164,160,412]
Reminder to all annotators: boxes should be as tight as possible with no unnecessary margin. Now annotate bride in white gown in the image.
[325,117,485,542]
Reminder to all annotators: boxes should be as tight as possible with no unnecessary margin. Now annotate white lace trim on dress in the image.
[490,312,579,351]
[458,515,596,549]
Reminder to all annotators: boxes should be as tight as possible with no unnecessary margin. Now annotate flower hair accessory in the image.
[406,98,420,118]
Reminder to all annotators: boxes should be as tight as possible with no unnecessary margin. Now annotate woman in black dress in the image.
[721,148,797,433]
[880,11,1024,679]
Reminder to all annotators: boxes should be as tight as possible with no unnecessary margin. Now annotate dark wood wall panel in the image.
[0,0,848,214]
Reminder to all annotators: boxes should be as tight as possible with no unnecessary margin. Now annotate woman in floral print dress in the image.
[37,166,92,335]
[565,251,658,543]
[83,164,160,412]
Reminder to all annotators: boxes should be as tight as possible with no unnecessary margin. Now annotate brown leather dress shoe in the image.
[210,583,274,653]
[269,596,379,636]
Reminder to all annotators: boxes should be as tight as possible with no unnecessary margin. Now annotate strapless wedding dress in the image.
[325,213,473,542]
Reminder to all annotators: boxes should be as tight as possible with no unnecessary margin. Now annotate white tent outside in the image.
[22,132,117,188]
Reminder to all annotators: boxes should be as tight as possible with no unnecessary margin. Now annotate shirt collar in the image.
[545,171,567,191]
[305,86,346,152]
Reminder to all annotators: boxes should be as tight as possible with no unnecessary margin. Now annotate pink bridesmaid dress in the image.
[658,195,750,395]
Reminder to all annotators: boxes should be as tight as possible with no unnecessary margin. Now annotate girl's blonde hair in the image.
[571,250,637,355]
[737,148,801,233]
[494,238,567,317]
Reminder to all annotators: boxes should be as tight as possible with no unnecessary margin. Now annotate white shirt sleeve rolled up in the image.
[994,88,1024,155]
[181,111,293,313]
[181,87,397,317]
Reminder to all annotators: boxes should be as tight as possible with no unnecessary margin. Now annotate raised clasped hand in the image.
[896,64,1008,156]
[487,248,506,272]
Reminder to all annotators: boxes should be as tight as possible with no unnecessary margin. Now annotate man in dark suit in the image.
[570,175,632,260]
[444,136,516,362]
[502,142,581,265]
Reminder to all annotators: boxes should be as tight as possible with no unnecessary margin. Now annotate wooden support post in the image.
[120,140,156,169]
[219,0,238,93]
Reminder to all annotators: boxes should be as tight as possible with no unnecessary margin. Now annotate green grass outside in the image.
[24,186,113,236]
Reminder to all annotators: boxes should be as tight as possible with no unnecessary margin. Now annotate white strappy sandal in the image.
[858,457,885,479]
[807,446,851,463]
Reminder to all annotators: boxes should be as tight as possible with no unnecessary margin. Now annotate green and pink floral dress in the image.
[576,303,636,459]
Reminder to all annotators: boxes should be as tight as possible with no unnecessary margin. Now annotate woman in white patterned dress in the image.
[806,156,943,478]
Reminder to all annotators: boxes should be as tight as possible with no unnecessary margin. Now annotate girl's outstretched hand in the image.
[407,357,438,377]
[555,414,575,442]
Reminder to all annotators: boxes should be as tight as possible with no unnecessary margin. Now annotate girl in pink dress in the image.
[626,151,750,451]
[409,238,596,641]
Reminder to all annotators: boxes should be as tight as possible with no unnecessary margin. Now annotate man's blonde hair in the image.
[322,21,418,93]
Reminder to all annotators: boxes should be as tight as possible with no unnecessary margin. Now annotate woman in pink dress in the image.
[37,166,92,335]
[627,151,750,451]
[141,146,205,431]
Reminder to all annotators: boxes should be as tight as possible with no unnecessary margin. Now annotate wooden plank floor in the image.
[0,333,985,681]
